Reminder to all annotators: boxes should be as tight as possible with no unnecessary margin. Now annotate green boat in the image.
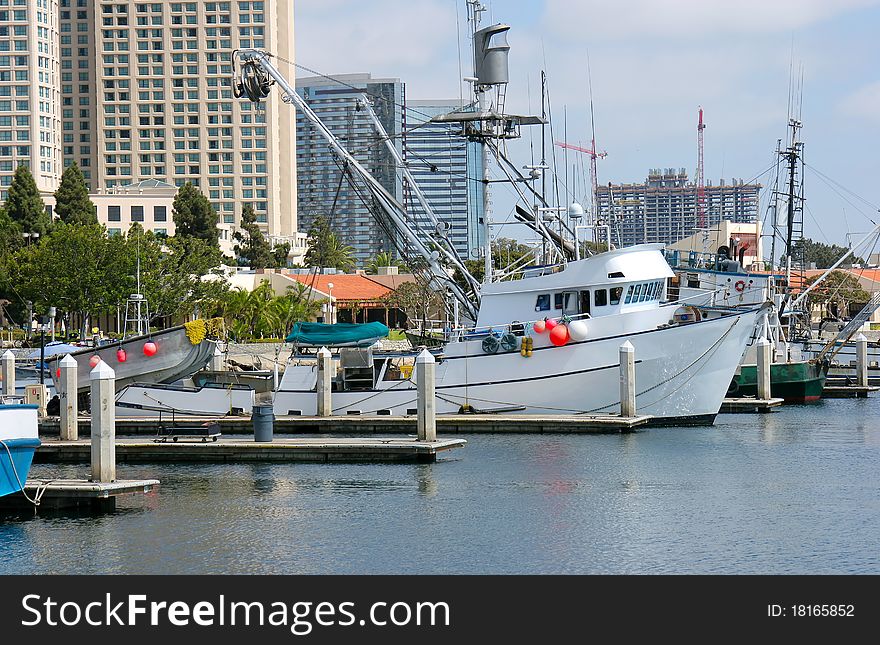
[727,360,829,402]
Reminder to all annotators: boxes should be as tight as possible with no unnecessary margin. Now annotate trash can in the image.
[252,404,274,442]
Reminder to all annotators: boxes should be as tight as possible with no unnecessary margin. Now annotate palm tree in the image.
[304,215,357,272]
[366,251,397,274]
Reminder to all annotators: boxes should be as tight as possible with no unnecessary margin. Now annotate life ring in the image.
[734,280,746,293]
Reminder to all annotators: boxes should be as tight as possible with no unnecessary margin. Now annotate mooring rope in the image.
[0,439,49,507]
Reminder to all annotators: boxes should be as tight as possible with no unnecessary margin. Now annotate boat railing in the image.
[446,312,593,342]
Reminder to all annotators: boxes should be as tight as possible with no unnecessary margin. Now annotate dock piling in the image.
[1,349,14,397]
[90,360,116,483]
[317,346,332,417]
[59,354,78,441]
[416,349,437,441]
[757,337,772,401]
[619,341,636,417]
[856,333,868,387]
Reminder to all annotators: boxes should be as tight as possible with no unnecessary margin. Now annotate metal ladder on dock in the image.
[816,291,880,362]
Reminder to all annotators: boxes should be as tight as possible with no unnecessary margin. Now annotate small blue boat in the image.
[0,404,41,498]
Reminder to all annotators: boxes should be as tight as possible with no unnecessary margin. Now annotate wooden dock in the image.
[0,479,159,512]
[38,413,653,436]
[821,385,879,399]
[720,397,784,413]
[33,436,467,464]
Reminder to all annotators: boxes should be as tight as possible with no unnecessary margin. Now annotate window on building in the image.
[131,205,144,221]
[153,205,166,221]
[108,205,121,221]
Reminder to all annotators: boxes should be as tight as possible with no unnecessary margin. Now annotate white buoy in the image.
[568,319,589,341]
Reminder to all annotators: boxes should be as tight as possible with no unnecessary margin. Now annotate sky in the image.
[295,0,880,253]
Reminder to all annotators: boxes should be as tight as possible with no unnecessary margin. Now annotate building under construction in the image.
[595,169,761,248]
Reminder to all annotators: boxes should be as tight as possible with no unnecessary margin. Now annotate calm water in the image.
[2,398,879,574]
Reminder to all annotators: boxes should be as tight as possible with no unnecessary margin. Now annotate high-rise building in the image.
[0,0,63,199]
[49,0,296,244]
[596,168,761,248]
[295,73,404,265]
[404,100,484,261]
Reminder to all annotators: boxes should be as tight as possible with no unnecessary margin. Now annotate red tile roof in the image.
[286,273,392,302]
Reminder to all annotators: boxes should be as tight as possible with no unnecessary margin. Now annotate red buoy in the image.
[532,320,546,333]
[55,368,61,379]
[116,348,127,363]
[549,324,570,346]
[89,355,101,368]
[143,341,158,357]
[545,318,558,331]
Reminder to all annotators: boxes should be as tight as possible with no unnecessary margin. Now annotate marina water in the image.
[2,397,878,575]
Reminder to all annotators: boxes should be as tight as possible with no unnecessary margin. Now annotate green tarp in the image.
[286,321,390,347]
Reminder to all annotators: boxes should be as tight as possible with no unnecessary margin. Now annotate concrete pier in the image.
[0,479,159,512]
[317,346,332,417]
[416,349,436,441]
[59,354,78,441]
[619,341,636,417]
[90,361,116,483]
[1,349,14,397]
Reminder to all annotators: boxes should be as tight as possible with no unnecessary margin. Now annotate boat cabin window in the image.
[562,291,578,315]
[554,293,564,310]
[535,294,550,311]
[610,287,623,305]
[580,291,591,315]
[624,281,663,304]
[594,289,607,307]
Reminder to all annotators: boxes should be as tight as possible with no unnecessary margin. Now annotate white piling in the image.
[90,360,116,483]
[855,333,869,387]
[619,341,636,417]
[1,349,15,397]
[757,337,772,401]
[316,346,332,417]
[416,349,437,441]
[59,354,78,441]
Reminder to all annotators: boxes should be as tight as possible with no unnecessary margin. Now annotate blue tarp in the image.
[286,322,390,347]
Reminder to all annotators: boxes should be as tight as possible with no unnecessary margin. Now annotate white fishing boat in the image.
[0,403,40,498]
[274,245,764,424]
[232,10,762,425]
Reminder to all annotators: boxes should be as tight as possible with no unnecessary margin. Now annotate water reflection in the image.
[1,397,878,574]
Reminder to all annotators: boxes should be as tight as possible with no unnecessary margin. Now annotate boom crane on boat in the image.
[230,49,480,321]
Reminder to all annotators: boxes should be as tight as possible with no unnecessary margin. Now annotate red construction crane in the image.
[696,107,706,229]
[554,140,607,221]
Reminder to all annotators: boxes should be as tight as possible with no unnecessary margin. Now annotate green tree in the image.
[232,204,272,269]
[366,250,410,274]
[1,164,51,237]
[172,181,219,246]
[54,162,97,225]
[454,238,536,287]
[790,238,864,270]
[385,278,445,330]
[126,225,225,325]
[206,281,320,341]
[7,222,131,337]
[304,215,356,272]
[804,270,871,319]
[272,242,291,268]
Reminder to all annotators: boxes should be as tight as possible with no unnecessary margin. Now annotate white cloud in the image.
[838,81,880,121]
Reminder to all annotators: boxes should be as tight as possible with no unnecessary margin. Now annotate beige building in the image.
[0,0,63,198]
[666,220,764,271]
[56,0,296,238]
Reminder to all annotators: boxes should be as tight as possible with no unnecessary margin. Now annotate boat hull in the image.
[729,360,828,402]
[45,322,219,393]
[115,382,254,418]
[274,306,763,425]
[0,405,40,498]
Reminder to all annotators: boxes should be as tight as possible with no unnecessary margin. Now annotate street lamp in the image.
[22,231,40,247]
[327,282,335,324]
